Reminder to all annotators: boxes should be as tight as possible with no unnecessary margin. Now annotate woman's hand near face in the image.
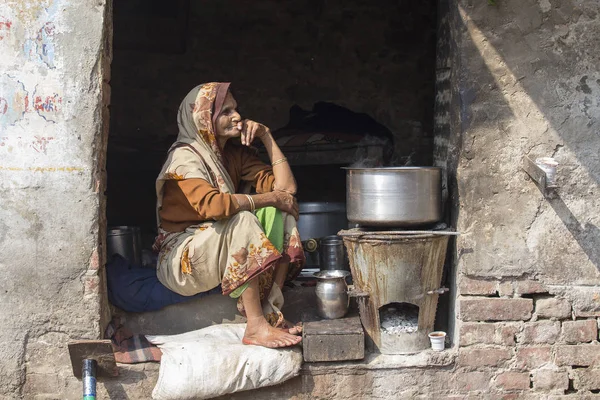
[270,190,299,220]
[240,120,270,146]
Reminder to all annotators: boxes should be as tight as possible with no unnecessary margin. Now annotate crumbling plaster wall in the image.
[444,0,600,396]
[0,0,111,398]
[453,0,600,285]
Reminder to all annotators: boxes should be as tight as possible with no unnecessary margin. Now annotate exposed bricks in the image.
[460,323,519,346]
[561,319,598,344]
[535,298,572,319]
[459,277,497,296]
[572,368,600,391]
[518,321,560,344]
[515,280,548,295]
[515,346,552,369]
[494,372,530,391]
[498,282,514,297]
[555,345,600,366]
[449,371,494,392]
[460,323,495,346]
[531,370,569,392]
[459,298,533,322]
[457,348,512,367]
[500,325,519,346]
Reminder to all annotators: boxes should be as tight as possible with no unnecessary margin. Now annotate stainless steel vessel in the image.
[319,235,349,271]
[314,270,350,319]
[107,226,142,265]
[345,167,442,227]
[297,202,347,240]
[297,202,347,268]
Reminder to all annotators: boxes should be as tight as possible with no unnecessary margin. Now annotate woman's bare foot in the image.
[280,320,302,335]
[243,316,302,348]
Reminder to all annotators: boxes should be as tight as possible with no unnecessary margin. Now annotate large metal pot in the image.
[345,167,442,227]
[297,202,347,240]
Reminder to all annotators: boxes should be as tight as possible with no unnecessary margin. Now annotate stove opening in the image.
[379,302,419,335]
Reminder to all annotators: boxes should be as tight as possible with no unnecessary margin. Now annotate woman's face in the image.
[214,92,242,141]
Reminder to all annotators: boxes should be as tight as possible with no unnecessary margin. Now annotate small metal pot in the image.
[314,270,350,319]
[319,235,349,271]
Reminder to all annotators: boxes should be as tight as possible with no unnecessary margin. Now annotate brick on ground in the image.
[459,298,533,322]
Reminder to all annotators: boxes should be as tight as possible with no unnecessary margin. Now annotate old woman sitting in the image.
[153,82,305,348]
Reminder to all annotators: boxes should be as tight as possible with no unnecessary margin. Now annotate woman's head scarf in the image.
[155,82,235,225]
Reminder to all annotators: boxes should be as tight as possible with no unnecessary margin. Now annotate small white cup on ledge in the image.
[428,331,446,351]
[535,157,559,186]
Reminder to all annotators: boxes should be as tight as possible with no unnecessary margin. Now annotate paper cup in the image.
[428,331,446,351]
[535,157,559,186]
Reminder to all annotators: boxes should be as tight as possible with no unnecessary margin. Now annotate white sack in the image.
[146,324,303,400]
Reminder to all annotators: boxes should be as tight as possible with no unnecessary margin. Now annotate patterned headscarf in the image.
[155,82,235,224]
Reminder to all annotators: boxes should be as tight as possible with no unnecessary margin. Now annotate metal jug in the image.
[319,235,348,271]
[314,270,350,319]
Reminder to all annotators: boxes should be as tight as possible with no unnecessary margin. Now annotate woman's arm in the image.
[233,191,299,220]
[241,120,297,195]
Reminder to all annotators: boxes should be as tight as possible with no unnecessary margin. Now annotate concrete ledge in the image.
[105,349,457,399]
[304,348,457,372]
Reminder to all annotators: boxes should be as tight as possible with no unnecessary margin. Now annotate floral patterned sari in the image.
[153,82,304,325]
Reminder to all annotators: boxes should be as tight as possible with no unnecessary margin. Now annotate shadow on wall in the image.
[453,0,600,281]
[546,192,600,272]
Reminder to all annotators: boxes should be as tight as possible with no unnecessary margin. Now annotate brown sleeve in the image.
[239,147,275,193]
[175,178,240,220]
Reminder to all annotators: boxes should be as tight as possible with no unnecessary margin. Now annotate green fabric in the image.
[229,207,284,299]
[255,206,284,252]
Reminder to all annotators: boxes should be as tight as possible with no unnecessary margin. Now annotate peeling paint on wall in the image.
[23,21,56,68]
[0,76,28,127]
[0,74,63,127]
[0,17,12,40]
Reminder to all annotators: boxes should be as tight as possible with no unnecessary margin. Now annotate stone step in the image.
[303,316,365,362]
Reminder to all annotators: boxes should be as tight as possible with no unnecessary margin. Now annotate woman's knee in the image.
[231,210,261,226]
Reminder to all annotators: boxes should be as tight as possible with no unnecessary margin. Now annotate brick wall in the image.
[456,277,600,395]
[435,0,600,396]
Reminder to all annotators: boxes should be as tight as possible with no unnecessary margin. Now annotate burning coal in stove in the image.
[379,302,419,334]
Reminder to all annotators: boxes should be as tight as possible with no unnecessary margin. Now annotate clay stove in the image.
[339,230,450,354]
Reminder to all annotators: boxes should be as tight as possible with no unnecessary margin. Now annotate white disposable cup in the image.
[428,331,446,351]
[535,157,558,186]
